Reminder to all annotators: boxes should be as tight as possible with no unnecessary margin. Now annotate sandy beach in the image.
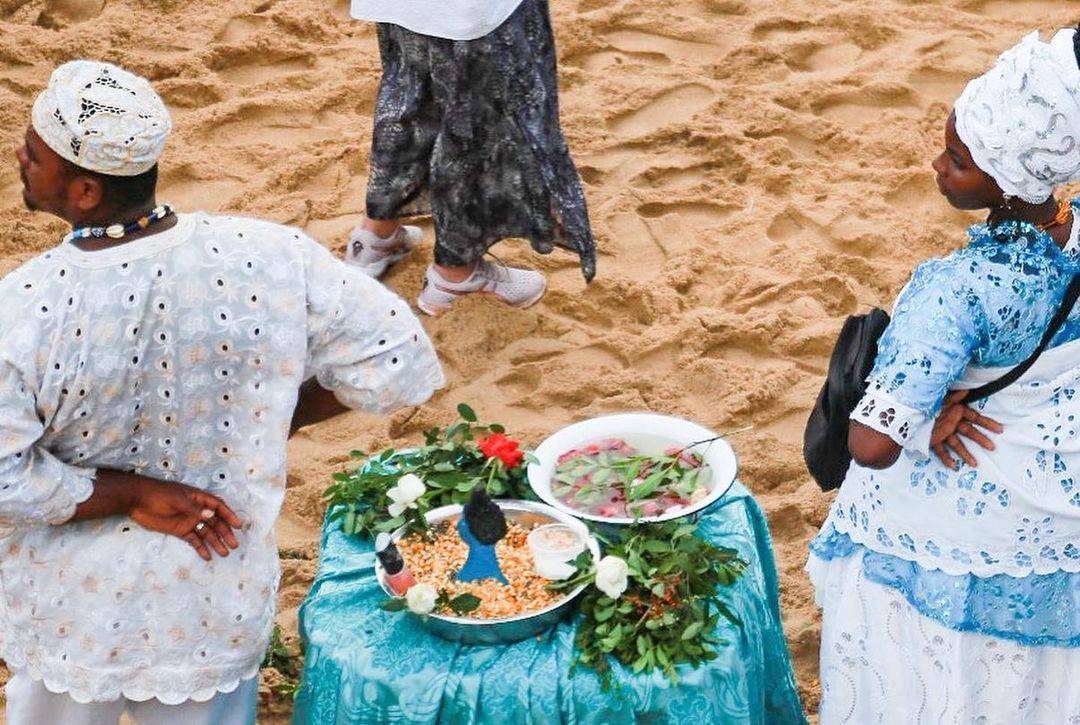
[1,0,1077,720]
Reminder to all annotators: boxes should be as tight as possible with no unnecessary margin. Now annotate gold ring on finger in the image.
[194,521,207,534]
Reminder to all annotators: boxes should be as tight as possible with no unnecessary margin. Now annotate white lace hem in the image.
[807,549,1080,724]
[852,389,933,456]
[0,642,262,705]
[827,509,1080,578]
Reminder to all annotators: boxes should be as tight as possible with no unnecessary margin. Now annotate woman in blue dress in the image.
[809,28,1080,723]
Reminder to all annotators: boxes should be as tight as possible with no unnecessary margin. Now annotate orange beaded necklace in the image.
[1036,198,1073,232]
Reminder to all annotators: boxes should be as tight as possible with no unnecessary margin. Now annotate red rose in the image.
[478,433,525,469]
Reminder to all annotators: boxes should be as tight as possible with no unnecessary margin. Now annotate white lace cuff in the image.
[852,390,933,457]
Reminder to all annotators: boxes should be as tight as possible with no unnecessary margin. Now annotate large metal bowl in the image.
[375,499,600,645]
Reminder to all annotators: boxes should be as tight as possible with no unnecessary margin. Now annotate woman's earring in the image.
[1002,194,1014,210]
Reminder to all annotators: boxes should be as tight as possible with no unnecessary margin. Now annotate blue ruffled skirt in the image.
[808,529,1080,724]
[809,523,1079,647]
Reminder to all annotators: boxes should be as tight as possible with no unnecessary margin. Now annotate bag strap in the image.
[966,273,1080,403]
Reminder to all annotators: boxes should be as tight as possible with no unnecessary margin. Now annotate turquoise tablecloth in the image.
[292,482,806,724]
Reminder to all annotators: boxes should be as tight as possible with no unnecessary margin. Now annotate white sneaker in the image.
[344,224,422,278]
[416,259,548,316]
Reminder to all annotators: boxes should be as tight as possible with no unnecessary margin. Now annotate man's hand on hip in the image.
[69,470,244,561]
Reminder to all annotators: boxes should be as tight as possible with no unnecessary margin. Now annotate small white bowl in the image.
[527,413,738,525]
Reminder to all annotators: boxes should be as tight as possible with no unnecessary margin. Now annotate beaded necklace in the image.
[1036,198,1073,232]
[64,204,174,244]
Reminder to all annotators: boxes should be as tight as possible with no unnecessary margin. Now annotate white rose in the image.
[405,583,437,615]
[594,555,629,599]
[387,474,427,518]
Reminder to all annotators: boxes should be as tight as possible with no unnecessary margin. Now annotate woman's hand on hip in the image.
[930,390,1004,470]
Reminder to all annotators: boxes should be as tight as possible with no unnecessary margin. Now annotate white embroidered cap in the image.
[31,60,172,177]
[955,28,1080,204]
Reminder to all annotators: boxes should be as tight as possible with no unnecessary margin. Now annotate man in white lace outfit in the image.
[3,61,444,724]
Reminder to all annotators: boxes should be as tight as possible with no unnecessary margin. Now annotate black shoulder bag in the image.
[804,274,1080,491]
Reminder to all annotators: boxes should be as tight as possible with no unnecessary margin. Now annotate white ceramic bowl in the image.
[527,413,738,525]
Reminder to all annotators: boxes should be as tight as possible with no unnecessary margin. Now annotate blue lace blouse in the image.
[813,204,1080,648]
[868,212,1080,420]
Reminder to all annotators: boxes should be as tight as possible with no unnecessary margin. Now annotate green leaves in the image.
[629,469,666,501]
[445,592,481,615]
[553,446,712,511]
[321,405,532,540]
[681,621,703,640]
[259,624,303,701]
[570,519,749,691]
[379,598,407,612]
[380,591,482,616]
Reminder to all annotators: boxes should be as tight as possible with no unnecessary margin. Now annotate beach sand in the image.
[1,0,1077,720]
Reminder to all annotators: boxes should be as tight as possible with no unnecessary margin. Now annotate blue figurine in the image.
[455,486,508,584]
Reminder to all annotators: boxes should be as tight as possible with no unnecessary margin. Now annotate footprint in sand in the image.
[972,0,1074,21]
[576,165,606,187]
[700,0,747,15]
[601,201,735,268]
[577,0,614,11]
[605,29,731,65]
[211,50,317,85]
[159,168,243,213]
[215,14,269,43]
[569,29,730,72]
[494,366,543,398]
[811,86,918,127]
[638,201,735,227]
[766,207,829,247]
[604,212,668,267]
[907,67,970,105]
[607,84,716,137]
[750,18,812,42]
[632,163,711,190]
[36,0,104,27]
[211,104,349,146]
[567,49,670,73]
[756,128,821,158]
[885,173,976,227]
[787,42,862,73]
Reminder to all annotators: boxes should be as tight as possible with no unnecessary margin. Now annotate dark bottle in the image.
[375,532,417,596]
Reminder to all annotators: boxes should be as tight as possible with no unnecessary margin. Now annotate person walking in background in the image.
[5,60,443,724]
[808,28,1080,723]
[346,0,596,316]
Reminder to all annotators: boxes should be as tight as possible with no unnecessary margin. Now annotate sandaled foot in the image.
[416,259,547,316]
[345,224,422,278]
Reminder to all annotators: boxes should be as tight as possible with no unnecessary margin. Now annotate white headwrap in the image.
[31,60,171,177]
[955,28,1080,204]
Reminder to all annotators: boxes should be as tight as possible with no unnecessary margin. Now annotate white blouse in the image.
[349,0,525,41]
[0,213,444,703]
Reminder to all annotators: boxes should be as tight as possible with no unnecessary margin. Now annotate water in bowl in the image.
[551,434,714,520]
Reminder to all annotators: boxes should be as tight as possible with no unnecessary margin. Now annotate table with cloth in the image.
[292,481,806,724]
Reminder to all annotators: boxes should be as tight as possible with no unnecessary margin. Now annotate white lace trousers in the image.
[4,670,258,725]
[808,550,1080,725]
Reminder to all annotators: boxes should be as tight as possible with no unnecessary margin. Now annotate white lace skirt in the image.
[807,550,1080,725]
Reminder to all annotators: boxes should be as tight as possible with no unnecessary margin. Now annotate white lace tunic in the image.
[0,213,444,703]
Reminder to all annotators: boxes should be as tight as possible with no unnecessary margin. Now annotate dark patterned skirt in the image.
[365,0,596,281]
